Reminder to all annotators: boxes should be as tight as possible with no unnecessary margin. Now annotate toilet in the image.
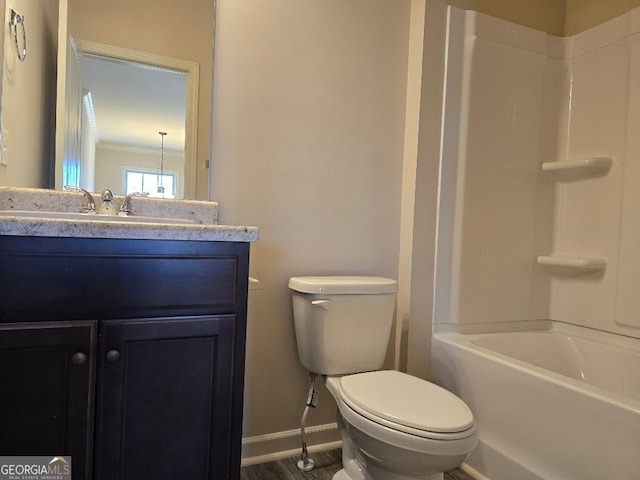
[289,276,477,480]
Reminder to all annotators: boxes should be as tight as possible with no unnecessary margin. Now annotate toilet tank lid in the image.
[288,276,397,294]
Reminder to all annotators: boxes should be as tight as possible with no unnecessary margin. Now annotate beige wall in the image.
[93,143,185,197]
[448,0,567,35]
[0,0,58,188]
[442,0,640,36]
[211,0,411,456]
[565,0,640,35]
[69,0,213,199]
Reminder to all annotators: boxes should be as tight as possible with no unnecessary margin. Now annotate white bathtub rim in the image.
[433,318,554,335]
[433,326,640,414]
[434,319,640,352]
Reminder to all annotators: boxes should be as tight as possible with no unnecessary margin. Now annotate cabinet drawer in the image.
[0,237,249,321]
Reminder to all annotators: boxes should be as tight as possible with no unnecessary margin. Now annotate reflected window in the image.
[125,169,175,198]
[63,157,81,189]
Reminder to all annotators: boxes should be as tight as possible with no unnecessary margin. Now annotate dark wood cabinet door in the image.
[94,315,236,480]
[0,321,96,480]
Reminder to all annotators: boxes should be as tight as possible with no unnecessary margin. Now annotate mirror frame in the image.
[72,40,199,199]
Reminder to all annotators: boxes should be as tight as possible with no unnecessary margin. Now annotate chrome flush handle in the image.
[311,299,331,309]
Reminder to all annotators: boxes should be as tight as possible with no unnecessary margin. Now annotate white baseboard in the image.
[241,422,341,467]
[461,462,490,480]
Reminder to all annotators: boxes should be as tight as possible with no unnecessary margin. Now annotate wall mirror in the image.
[57,40,199,199]
[0,0,5,163]
[50,0,215,200]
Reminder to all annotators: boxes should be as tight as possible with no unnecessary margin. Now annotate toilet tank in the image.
[289,276,398,375]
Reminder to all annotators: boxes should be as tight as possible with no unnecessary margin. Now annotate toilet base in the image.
[325,376,475,480]
[332,467,444,480]
[332,470,351,480]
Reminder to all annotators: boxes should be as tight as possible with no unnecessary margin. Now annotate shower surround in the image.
[431,6,640,480]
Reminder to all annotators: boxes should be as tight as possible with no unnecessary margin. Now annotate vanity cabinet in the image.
[0,321,95,477]
[94,315,235,480]
[0,235,250,480]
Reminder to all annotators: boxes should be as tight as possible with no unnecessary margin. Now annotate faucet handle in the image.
[119,191,149,215]
[64,185,96,213]
[120,195,132,215]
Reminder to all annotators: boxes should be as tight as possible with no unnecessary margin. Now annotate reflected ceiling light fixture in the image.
[158,131,167,195]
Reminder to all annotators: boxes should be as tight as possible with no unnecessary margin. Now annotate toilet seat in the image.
[339,370,475,440]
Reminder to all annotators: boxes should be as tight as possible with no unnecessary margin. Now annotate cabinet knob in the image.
[106,350,121,362]
[71,352,87,365]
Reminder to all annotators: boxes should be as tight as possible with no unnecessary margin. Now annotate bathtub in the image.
[431,322,640,480]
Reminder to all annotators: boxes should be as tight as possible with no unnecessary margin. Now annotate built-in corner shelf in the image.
[537,255,607,275]
[541,157,613,181]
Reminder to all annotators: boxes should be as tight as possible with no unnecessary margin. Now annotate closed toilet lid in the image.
[340,370,474,434]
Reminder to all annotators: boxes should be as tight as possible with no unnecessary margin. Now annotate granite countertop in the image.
[0,187,259,242]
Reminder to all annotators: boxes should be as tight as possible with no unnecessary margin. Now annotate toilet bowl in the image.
[327,371,477,480]
[289,276,477,480]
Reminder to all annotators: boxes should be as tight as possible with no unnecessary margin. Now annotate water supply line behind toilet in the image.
[297,372,319,472]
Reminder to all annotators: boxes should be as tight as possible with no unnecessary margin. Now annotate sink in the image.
[0,210,196,225]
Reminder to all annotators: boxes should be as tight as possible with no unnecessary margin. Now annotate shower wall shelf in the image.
[537,255,607,275]
[541,157,613,181]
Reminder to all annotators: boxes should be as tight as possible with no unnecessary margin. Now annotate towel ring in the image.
[10,9,27,62]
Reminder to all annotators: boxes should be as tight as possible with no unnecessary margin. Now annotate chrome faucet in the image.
[64,186,96,214]
[80,189,96,214]
[119,191,148,216]
[119,194,133,215]
[97,189,118,215]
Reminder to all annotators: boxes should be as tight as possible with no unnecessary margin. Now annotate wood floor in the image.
[241,449,475,480]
